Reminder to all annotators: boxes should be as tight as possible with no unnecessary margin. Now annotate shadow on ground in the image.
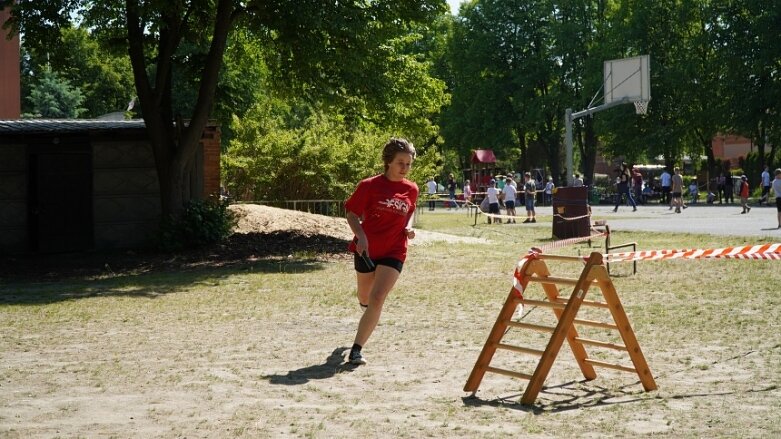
[462,379,779,413]
[262,347,358,385]
[0,231,350,305]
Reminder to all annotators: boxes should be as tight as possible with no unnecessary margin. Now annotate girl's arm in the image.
[347,211,368,256]
[405,212,415,240]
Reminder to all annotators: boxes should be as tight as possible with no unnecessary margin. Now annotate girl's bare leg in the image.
[353,265,401,347]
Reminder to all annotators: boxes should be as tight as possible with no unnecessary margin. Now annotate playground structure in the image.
[469,149,498,193]
[464,251,655,405]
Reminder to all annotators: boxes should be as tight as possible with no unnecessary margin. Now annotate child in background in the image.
[689,180,699,204]
[739,175,751,214]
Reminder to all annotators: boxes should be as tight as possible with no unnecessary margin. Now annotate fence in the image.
[250,199,347,218]
[247,198,427,228]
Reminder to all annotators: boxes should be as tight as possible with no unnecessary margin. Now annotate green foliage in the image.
[159,197,236,250]
[443,0,572,179]
[2,0,449,220]
[18,26,135,118]
[26,69,86,118]
[222,97,442,201]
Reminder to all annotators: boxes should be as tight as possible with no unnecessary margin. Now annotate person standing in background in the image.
[760,165,771,205]
[447,173,459,210]
[739,175,751,214]
[660,168,672,206]
[463,180,472,205]
[772,169,781,228]
[671,167,685,213]
[724,171,734,204]
[632,166,644,204]
[523,172,537,223]
[486,179,500,224]
[502,176,517,223]
[689,180,699,204]
[544,177,554,206]
[426,177,437,211]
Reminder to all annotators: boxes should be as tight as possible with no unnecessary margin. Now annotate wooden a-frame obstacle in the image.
[464,251,656,405]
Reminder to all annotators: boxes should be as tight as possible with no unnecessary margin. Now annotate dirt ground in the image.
[1,205,779,438]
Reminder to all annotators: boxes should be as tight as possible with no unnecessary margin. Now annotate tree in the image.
[26,69,86,118]
[713,0,781,176]
[1,0,446,219]
[677,0,728,183]
[444,0,569,179]
[554,0,616,185]
[21,26,135,118]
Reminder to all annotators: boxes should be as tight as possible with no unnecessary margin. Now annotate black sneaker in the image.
[348,350,367,365]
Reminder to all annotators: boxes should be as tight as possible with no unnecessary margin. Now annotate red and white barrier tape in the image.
[604,243,781,263]
[510,243,781,309]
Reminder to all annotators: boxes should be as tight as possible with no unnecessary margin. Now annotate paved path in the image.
[588,204,780,238]
[422,202,780,238]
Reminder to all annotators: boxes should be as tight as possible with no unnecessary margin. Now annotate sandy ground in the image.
[232,204,490,246]
[1,204,779,438]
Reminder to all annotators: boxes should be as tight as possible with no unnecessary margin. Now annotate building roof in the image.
[471,149,497,164]
[0,119,146,134]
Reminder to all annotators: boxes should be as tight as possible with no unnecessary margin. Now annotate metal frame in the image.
[565,55,650,186]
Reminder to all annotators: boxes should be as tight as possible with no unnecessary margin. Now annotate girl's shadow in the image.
[263,346,357,385]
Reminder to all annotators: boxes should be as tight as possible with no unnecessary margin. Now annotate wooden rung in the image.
[496,343,544,356]
[555,298,609,309]
[574,337,627,351]
[574,318,618,330]
[528,275,579,285]
[521,299,566,309]
[486,366,533,380]
[584,359,637,373]
[535,254,591,262]
[507,321,555,333]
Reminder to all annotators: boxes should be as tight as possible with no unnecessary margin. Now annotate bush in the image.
[159,197,237,250]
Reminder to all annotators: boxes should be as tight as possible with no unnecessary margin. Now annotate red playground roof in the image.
[471,149,496,164]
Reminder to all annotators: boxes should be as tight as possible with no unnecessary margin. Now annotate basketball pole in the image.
[564,97,632,187]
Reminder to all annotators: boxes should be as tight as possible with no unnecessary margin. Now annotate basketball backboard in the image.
[603,55,650,104]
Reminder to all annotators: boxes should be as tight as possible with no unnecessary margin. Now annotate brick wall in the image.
[200,125,221,197]
[0,8,21,119]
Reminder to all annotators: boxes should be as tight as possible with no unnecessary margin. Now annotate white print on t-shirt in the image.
[379,197,410,215]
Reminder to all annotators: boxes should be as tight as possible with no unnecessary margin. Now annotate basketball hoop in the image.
[634,99,649,115]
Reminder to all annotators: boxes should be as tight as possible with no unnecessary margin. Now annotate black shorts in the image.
[354,253,403,274]
[672,192,682,198]
[776,197,781,212]
[504,200,515,210]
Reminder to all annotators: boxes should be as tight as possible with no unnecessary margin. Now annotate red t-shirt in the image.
[345,174,419,262]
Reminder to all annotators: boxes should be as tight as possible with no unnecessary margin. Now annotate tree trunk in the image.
[695,129,716,193]
[125,0,235,220]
